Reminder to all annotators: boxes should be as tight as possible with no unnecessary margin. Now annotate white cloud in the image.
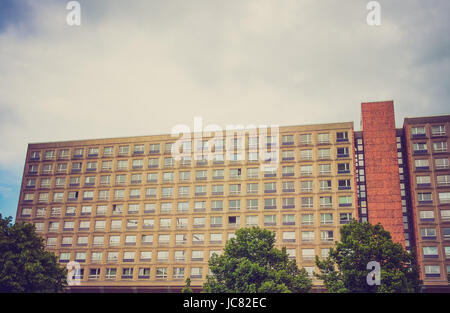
[0,0,448,169]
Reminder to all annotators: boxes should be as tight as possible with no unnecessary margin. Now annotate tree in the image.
[181,277,193,293]
[315,219,422,293]
[0,215,67,292]
[202,227,312,293]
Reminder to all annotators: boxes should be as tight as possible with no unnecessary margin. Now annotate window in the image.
[212,184,224,195]
[228,216,240,227]
[122,268,134,279]
[162,172,174,182]
[439,192,450,204]
[337,147,349,158]
[229,199,240,211]
[195,185,207,196]
[423,246,439,258]
[65,207,77,217]
[431,125,445,136]
[300,165,313,176]
[282,231,296,242]
[140,251,152,261]
[338,163,350,174]
[421,228,437,240]
[193,217,206,228]
[118,145,129,156]
[148,158,159,168]
[336,132,348,142]
[435,158,449,169]
[190,267,203,279]
[318,148,331,160]
[321,230,334,242]
[211,200,223,211]
[132,159,143,169]
[301,197,313,209]
[320,196,332,208]
[320,213,333,225]
[162,187,173,197]
[107,251,119,261]
[210,216,223,227]
[418,192,433,204]
[416,175,431,187]
[411,126,426,136]
[174,250,186,262]
[264,215,276,226]
[246,215,258,226]
[319,164,331,175]
[179,171,191,181]
[264,182,276,193]
[338,196,352,207]
[247,183,258,194]
[424,266,440,277]
[192,250,204,261]
[339,213,352,224]
[264,198,276,210]
[176,234,187,245]
[320,180,332,191]
[229,168,242,179]
[138,268,150,279]
[282,135,294,145]
[283,181,295,192]
[133,144,145,154]
[282,150,295,161]
[159,218,171,229]
[213,169,224,179]
[282,166,295,176]
[413,143,428,153]
[282,214,295,225]
[149,143,160,154]
[302,249,315,261]
[300,150,313,161]
[302,231,314,242]
[437,175,450,187]
[433,141,447,152]
[175,202,188,213]
[415,159,430,170]
[248,151,258,162]
[194,201,206,212]
[282,197,295,209]
[419,210,435,222]
[210,233,222,244]
[300,134,312,145]
[75,252,86,262]
[103,146,114,157]
[117,160,128,170]
[302,214,314,225]
[318,133,330,144]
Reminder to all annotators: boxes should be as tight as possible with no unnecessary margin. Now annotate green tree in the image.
[315,219,422,293]
[202,227,312,293]
[0,215,67,292]
[182,277,193,293]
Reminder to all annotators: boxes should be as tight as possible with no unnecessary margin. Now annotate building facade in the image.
[14,100,450,292]
[15,122,357,291]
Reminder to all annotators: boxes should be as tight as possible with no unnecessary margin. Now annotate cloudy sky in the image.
[0,0,449,219]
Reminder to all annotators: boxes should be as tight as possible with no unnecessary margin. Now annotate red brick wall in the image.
[361,101,405,246]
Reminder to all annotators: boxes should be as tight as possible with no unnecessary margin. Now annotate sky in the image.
[0,0,449,220]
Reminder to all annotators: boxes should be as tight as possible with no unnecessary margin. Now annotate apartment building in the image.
[15,122,356,292]
[402,116,450,290]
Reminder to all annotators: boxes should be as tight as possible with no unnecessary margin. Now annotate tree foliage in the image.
[202,227,312,293]
[182,277,193,293]
[315,220,422,293]
[0,215,67,292]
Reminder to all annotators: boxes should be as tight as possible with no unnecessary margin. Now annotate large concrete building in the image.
[14,100,450,292]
